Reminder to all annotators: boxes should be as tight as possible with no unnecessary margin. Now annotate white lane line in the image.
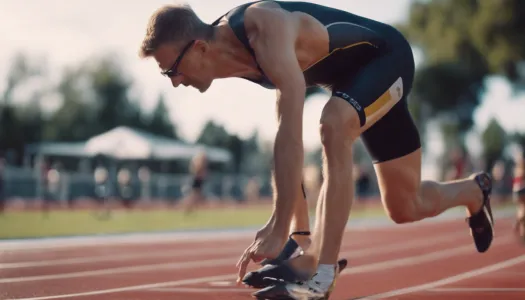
[8,235,512,299]
[0,231,256,251]
[0,257,234,284]
[0,230,403,269]
[148,286,525,295]
[6,274,238,300]
[428,287,525,292]
[0,232,467,283]
[2,229,467,269]
[341,235,511,275]
[345,232,465,259]
[363,253,525,299]
[209,280,236,286]
[149,287,249,293]
[0,245,244,269]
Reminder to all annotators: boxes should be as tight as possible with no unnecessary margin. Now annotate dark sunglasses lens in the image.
[162,70,175,78]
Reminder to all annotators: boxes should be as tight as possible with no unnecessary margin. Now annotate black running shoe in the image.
[243,258,348,289]
[467,172,494,253]
[243,260,310,289]
[252,260,348,300]
[260,231,310,266]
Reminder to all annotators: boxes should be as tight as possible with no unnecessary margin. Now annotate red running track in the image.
[1,216,524,300]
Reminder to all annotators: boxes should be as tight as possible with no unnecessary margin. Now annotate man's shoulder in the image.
[211,1,264,25]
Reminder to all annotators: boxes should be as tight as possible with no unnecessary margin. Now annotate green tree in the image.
[196,120,250,173]
[0,53,47,162]
[510,132,525,149]
[146,93,178,139]
[227,134,244,173]
[241,130,271,174]
[46,53,179,142]
[88,55,139,133]
[43,67,97,141]
[196,120,231,148]
[402,0,525,82]
[400,0,525,146]
[1,53,44,105]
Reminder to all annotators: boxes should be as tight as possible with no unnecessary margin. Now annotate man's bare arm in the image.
[245,5,306,232]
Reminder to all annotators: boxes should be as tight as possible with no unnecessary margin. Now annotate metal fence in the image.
[0,166,274,206]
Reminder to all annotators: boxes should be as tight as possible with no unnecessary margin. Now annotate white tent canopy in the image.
[28,126,232,163]
[84,126,232,163]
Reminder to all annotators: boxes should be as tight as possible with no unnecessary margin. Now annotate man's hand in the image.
[236,221,287,284]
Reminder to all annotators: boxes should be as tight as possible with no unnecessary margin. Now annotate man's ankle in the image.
[291,234,311,250]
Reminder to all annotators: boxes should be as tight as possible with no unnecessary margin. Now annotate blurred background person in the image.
[183,151,208,214]
[244,176,261,204]
[354,164,372,202]
[443,145,473,181]
[93,164,112,219]
[491,159,513,204]
[512,147,525,241]
[117,167,136,210]
[42,162,64,218]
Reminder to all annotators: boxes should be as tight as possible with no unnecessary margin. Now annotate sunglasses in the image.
[161,40,196,78]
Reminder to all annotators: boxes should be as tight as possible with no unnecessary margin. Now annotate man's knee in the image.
[383,181,441,224]
[382,189,423,224]
[383,199,418,224]
[319,97,361,148]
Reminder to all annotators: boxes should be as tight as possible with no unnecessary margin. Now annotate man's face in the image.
[153,40,214,93]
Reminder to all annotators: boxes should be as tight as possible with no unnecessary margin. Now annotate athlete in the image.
[512,148,525,242]
[139,1,495,299]
[182,151,208,214]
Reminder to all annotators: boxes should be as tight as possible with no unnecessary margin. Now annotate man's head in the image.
[139,3,216,92]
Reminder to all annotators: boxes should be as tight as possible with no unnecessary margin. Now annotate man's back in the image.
[216,1,408,89]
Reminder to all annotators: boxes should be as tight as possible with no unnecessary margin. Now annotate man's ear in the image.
[194,40,210,54]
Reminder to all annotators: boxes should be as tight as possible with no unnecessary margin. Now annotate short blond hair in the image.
[139,3,214,58]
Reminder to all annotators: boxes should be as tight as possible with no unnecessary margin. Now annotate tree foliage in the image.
[400,0,525,154]
[196,120,247,173]
[0,53,179,163]
[0,54,47,162]
[402,0,525,108]
[403,0,525,82]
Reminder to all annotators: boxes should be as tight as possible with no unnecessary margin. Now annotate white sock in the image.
[310,264,336,292]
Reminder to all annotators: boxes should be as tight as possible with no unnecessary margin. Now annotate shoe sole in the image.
[246,259,348,289]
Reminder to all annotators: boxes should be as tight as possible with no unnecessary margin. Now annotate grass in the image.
[0,205,387,239]
[1,200,515,240]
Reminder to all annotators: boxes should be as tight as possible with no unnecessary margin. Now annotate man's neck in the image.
[208,25,261,80]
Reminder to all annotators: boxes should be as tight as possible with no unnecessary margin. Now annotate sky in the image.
[1,0,524,162]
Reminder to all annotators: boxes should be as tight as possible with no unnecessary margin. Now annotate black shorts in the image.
[192,177,204,190]
[331,33,421,163]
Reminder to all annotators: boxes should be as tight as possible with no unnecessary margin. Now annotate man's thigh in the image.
[331,47,419,163]
[330,47,422,213]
